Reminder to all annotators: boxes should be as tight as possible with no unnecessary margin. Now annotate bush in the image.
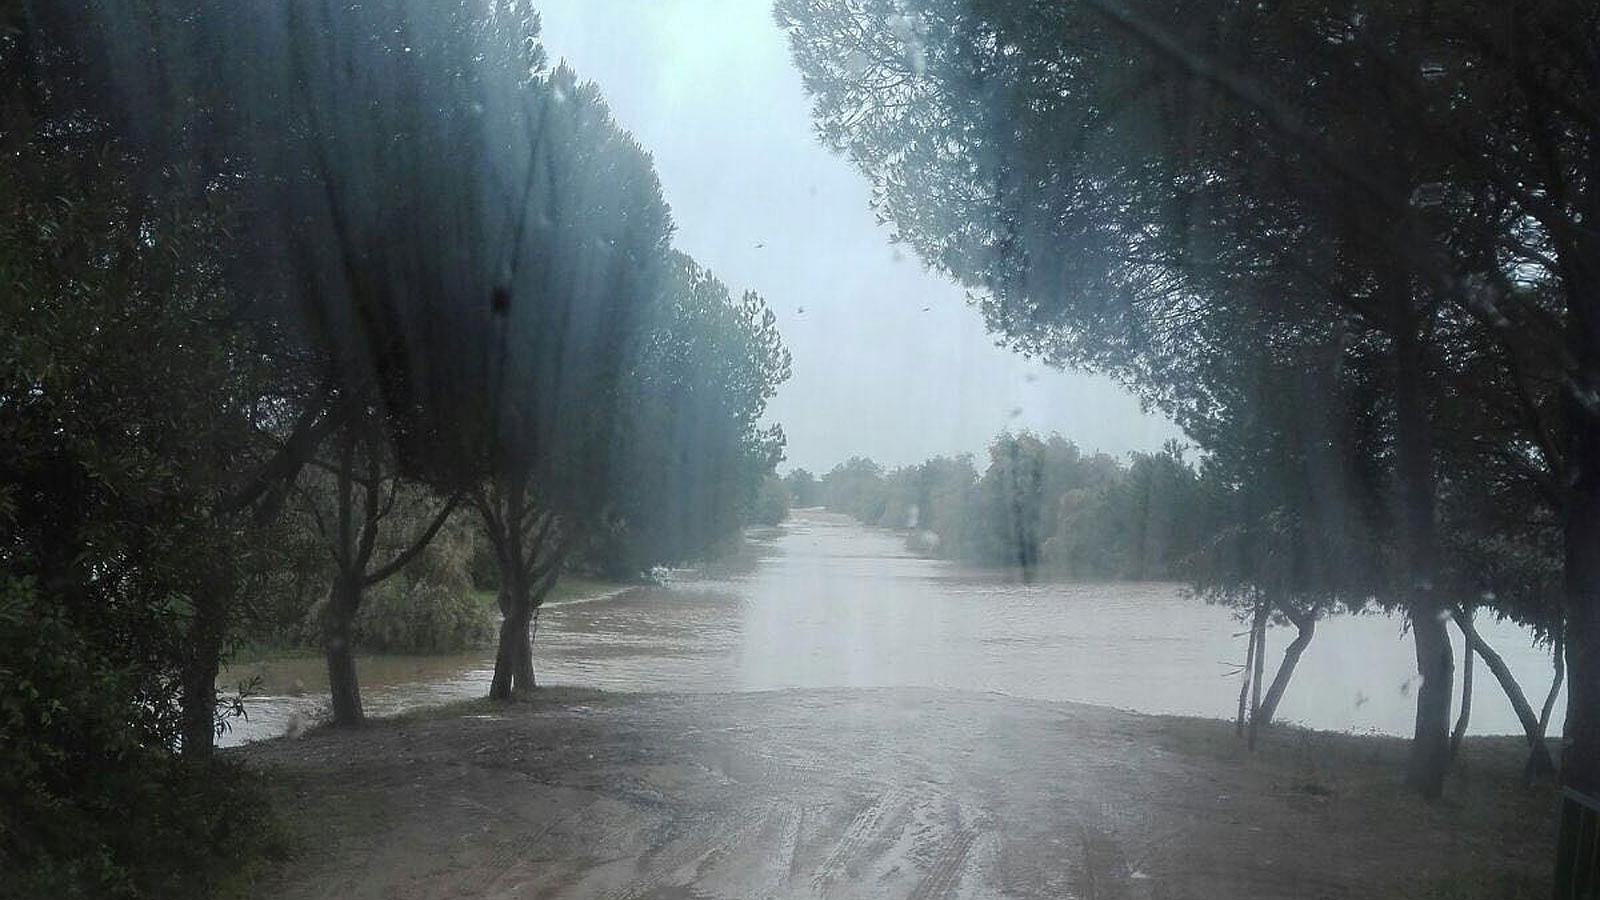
[0,577,277,899]
[353,579,497,654]
[352,517,496,654]
[247,515,497,656]
[749,474,791,526]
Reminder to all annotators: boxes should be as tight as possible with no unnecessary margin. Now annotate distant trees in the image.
[815,435,1213,580]
[783,469,821,507]
[820,457,892,524]
[750,476,793,527]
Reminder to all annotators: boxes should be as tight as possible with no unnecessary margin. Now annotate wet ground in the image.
[242,687,1552,899]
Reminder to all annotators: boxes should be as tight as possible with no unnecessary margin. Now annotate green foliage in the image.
[819,435,1217,579]
[0,577,278,899]
[351,519,497,654]
[774,0,1584,627]
[353,580,497,655]
[820,457,891,524]
[245,515,497,656]
[592,251,792,574]
[783,469,821,507]
[5,0,792,889]
[0,103,293,891]
[749,475,791,526]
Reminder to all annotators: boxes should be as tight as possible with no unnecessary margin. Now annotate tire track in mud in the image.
[1168,858,1355,899]
[906,827,979,900]
[761,800,806,891]
[468,790,661,899]
[1077,826,1133,900]
[598,805,770,900]
[469,795,626,898]
[809,787,912,891]
[785,803,806,881]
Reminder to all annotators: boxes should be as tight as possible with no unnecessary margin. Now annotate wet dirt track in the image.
[242,686,1530,900]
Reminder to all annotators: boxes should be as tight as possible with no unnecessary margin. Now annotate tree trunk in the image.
[1247,602,1267,750]
[1553,210,1600,815]
[1237,606,1259,738]
[513,606,536,694]
[1565,385,1600,796]
[490,602,531,700]
[323,577,364,726]
[179,584,229,760]
[1540,633,1564,736]
[1451,610,1473,760]
[1257,603,1315,727]
[1453,606,1555,778]
[1392,304,1452,799]
[1534,636,1566,781]
[490,568,557,699]
[1407,605,1453,798]
[488,542,535,699]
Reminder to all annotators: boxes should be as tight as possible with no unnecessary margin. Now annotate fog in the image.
[534,1,1181,473]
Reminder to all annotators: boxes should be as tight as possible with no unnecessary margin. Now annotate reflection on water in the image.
[223,508,1566,746]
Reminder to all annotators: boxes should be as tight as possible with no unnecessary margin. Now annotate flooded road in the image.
[225,508,1565,745]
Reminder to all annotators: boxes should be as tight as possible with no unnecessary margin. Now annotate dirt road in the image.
[240,687,1551,899]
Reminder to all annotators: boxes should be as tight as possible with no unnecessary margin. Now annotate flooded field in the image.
[224,508,1565,746]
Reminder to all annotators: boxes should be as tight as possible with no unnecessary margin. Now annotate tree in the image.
[18,0,557,754]
[780,0,1600,797]
[595,252,792,573]
[820,458,890,523]
[292,416,458,725]
[784,469,822,507]
[458,59,675,700]
[476,241,790,698]
[751,475,793,526]
[775,0,1598,798]
[0,81,293,890]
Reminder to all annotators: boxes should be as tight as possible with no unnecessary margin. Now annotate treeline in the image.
[778,0,1590,807]
[793,436,1215,579]
[1,6,786,897]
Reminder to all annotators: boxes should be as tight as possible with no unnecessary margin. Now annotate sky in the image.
[533,1,1182,474]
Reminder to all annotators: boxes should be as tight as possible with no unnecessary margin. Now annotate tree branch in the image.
[363,493,461,587]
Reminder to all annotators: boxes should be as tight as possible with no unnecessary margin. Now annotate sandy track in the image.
[240,687,1552,899]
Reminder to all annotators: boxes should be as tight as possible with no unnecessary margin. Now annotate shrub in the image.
[749,474,791,526]
[0,577,276,899]
[351,517,496,654]
[353,578,497,654]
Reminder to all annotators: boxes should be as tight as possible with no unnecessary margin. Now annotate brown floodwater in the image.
[221,508,1565,746]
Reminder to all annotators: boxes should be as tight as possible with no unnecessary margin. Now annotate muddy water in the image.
[223,507,1565,746]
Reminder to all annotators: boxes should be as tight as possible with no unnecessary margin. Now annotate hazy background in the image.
[533,1,1182,474]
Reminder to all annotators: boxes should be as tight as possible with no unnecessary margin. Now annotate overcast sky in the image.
[534,1,1181,474]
